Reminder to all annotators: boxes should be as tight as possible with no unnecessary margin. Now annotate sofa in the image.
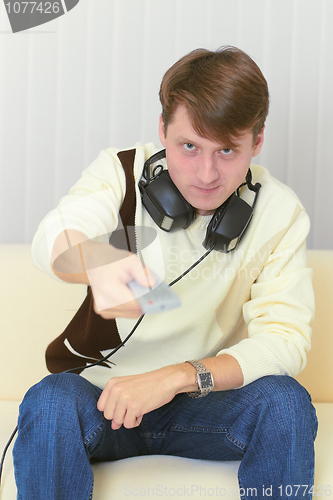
[0,245,333,499]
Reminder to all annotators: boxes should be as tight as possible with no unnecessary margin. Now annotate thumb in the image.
[131,262,156,289]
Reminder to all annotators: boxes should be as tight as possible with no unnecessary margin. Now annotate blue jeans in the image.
[13,373,318,500]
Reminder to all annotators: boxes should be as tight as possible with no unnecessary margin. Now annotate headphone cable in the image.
[65,243,215,374]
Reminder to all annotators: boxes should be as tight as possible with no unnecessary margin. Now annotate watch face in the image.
[199,372,212,389]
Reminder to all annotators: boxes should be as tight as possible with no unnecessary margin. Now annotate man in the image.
[13,46,317,499]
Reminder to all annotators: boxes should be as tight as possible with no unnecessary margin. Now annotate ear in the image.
[252,128,265,158]
[158,114,166,147]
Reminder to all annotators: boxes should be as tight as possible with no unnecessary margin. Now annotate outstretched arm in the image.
[51,229,155,319]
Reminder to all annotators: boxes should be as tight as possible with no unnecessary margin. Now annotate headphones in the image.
[139,149,261,253]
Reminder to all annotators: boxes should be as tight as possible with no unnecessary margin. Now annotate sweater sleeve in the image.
[31,148,127,280]
[220,208,315,387]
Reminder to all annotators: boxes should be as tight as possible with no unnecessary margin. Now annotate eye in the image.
[221,148,233,155]
[183,143,196,151]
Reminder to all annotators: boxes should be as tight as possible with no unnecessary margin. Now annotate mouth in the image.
[194,185,221,195]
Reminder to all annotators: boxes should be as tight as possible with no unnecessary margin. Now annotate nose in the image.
[196,154,219,185]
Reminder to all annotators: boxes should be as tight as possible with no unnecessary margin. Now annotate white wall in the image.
[0,0,332,248]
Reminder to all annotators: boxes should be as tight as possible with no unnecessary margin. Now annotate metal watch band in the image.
[185,360,214,398]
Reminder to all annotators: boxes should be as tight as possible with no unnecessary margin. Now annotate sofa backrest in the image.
[0,245,86,401]
[296,249,333,402]
[0,245,332,402]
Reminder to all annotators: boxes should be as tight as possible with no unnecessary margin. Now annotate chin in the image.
[195,207,218,216]
[194,198,224,215]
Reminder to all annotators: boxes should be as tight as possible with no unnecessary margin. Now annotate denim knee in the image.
[20,373,89,412]
[17,373,103,436]
[250,375,318,439]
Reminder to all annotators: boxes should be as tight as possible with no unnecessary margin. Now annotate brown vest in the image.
[46,149,137,374]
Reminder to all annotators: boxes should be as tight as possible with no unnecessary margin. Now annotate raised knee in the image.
[19,373,86,418]
[254,376,317,437]
[259,375,311,407]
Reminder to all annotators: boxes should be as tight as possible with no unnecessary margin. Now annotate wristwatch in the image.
[186,360,214,398]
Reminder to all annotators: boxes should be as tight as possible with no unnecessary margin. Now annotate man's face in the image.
[158,105,264,215]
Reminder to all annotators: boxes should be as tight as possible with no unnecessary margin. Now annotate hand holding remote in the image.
[128,273,181,314]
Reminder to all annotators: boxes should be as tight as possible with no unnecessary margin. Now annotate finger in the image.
[112,402,128,429]
[97,381,118,416]
[131,265,156,289]
[111,420,123,430]
[97,389,109,413]
[123,413,143,429]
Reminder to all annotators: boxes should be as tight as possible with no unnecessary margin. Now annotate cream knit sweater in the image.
[32,143,315,389]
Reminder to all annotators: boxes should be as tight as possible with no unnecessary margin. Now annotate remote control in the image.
[128,274,181,314]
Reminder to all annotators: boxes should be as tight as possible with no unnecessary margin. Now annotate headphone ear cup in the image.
[140,170,196,231]
[204,194,254,252]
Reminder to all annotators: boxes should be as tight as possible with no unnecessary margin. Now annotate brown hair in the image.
[159,46,269,147]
